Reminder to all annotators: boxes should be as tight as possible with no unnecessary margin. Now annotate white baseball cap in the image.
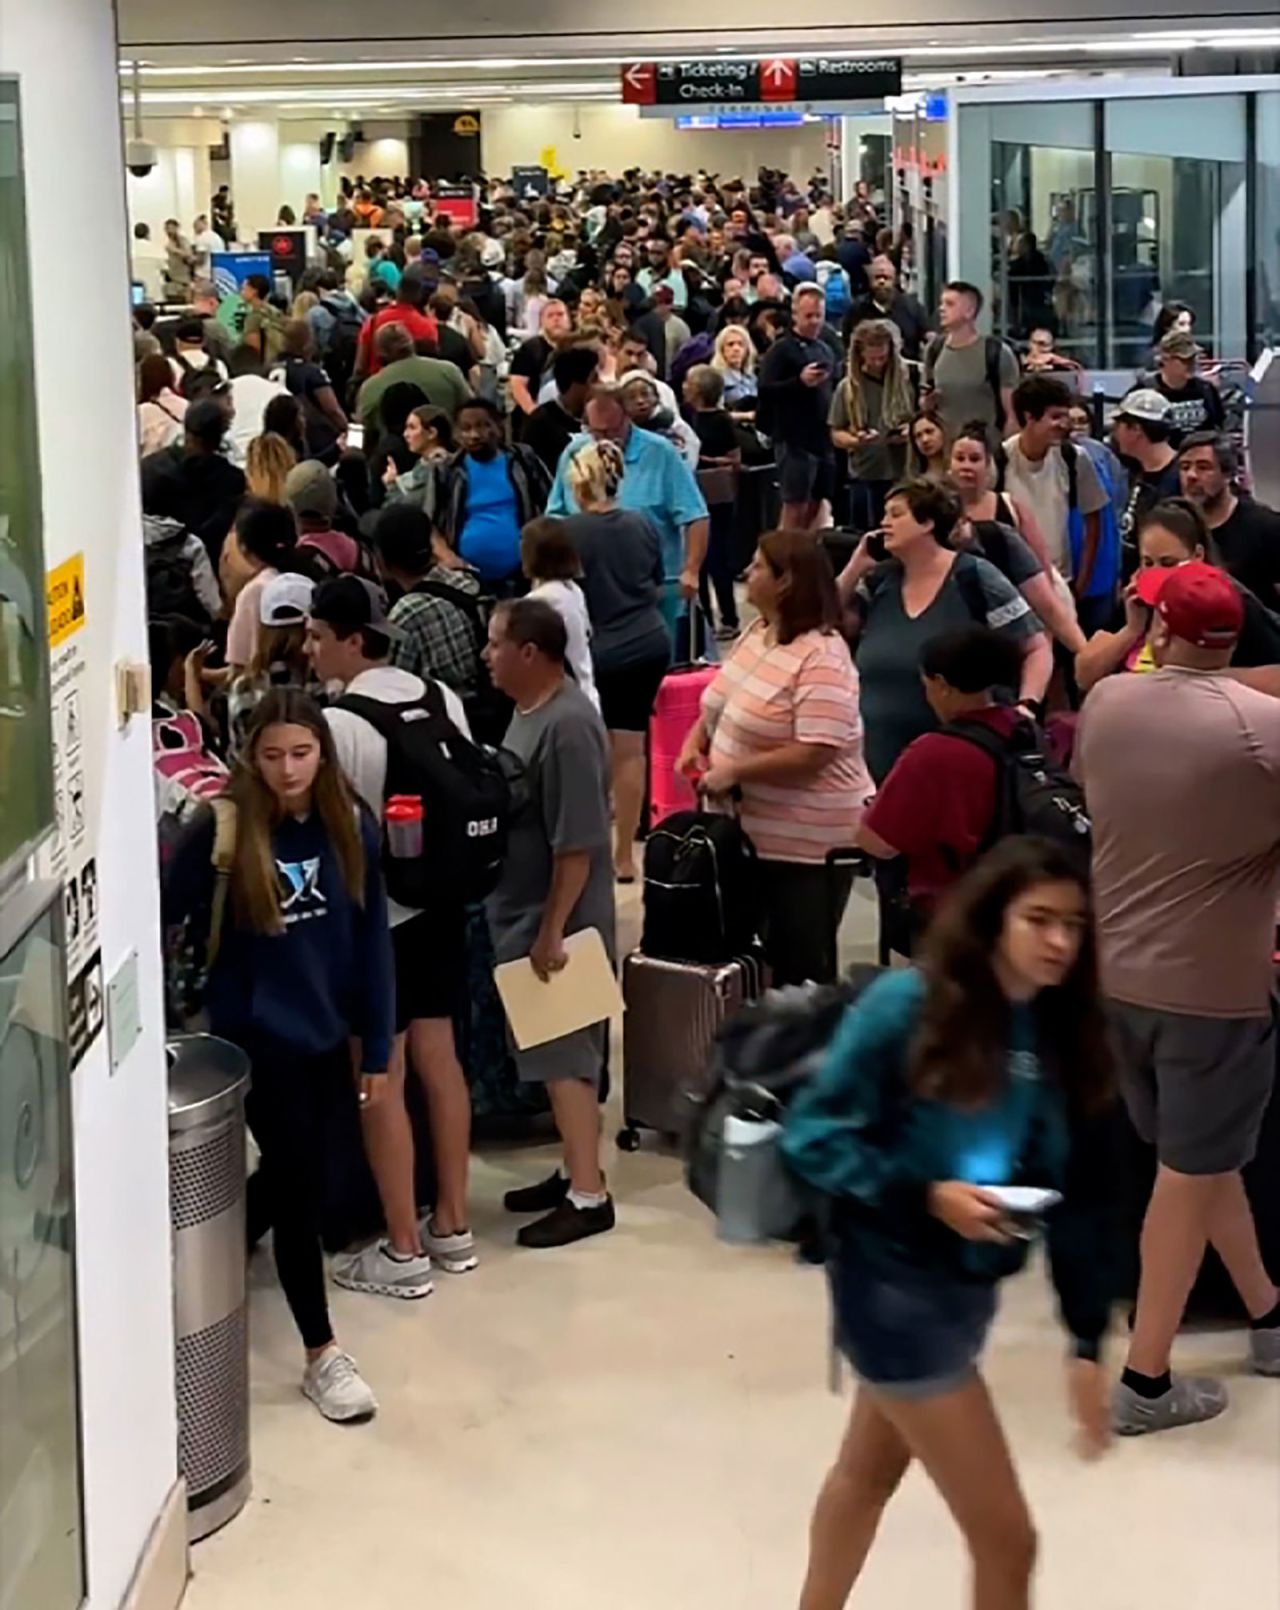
[259,572,314,627]
[1115,387,1173,427]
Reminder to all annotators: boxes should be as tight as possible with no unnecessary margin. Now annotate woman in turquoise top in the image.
[783,837,1118,1610]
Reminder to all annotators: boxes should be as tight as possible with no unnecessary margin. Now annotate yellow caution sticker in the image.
[48,553,86,647]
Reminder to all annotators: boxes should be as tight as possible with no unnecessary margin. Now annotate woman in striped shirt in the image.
[677,529,873,985]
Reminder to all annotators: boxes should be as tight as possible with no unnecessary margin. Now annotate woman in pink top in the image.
[225,500,298,671]
[678,529,873,985]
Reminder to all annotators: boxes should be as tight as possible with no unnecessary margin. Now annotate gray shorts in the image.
[1108,1000,1275,1175]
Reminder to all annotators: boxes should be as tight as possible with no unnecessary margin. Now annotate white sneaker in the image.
[421,1218,479,1275]
[302,1348,378,1423]
[332,1239,435,1300]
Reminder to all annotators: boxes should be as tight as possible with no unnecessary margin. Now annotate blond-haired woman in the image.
[711,323,758,418]
[563,438,670,882]
[829,318,916,530]
[245,431,297,503]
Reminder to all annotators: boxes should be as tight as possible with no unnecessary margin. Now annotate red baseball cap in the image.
[1133,561,1243,648]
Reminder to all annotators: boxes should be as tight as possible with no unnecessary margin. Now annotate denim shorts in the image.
[829,1240,998,1399]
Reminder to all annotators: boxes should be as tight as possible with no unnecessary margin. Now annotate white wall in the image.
[481,103,828,184]
[118,0,1227,46]
[0,1,180,1607]
[340,129,411,186]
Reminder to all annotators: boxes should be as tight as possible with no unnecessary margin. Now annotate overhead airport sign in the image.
[621,57,902,110]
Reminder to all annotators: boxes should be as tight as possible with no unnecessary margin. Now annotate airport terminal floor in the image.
[5,7,1280,1610]
[185,893,1280,1610]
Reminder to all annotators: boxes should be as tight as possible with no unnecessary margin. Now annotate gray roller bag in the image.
[619,950,767,1148]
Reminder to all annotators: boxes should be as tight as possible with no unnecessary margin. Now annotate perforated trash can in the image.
[167,1034,251,1542]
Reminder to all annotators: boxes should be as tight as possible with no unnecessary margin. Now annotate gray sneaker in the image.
[421,1219,479,1275]
[332,1240,434,1300]
[1112,1372,1229,1436]
[1249,1325,1280,1377]
[302,1348,378,1423]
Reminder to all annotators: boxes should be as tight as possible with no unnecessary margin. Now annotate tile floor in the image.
[183,883,1280,1610]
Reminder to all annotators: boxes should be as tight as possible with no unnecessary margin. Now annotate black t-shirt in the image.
[281,356,340,459]
[510,335,552,387]
[1154,375,1225,434]
[691,408,739,460]
[843,292,930,362]
[757,333,835,452]
[1119,455,1183,566]
[435,324,473,381]
[1213,498,1280,609]
[522,398,577,475]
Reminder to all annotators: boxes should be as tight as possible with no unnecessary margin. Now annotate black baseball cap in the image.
[308,576,405,642]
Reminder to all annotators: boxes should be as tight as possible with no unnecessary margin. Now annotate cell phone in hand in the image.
[865,531,888,561]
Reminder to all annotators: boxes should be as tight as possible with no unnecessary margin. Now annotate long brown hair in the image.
[911,837,1112,1115]
[247,622,309,682]
[228,688,365,935]
[757,529,842,645]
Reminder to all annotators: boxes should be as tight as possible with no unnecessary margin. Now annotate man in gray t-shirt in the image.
[485,597,617,1250]
[924,281,1018,438]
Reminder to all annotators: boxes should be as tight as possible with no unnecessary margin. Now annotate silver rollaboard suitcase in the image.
[618,951,767,1151]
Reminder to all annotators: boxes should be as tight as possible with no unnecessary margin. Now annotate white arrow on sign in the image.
[623,63,651,91]
[761,59,792,88]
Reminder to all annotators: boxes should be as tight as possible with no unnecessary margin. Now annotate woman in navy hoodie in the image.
[164,687,394,1424]
[783,837,1118,1610]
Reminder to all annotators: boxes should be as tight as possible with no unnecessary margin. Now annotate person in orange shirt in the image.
[352,188,385,228]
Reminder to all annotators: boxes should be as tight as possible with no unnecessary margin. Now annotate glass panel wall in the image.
[987,101,1098,367]
[0,83,55,877]
[969,88,1266,371]
[1104,95,1247,369]
[0,891,86,1610]
[1256,92,1280,352]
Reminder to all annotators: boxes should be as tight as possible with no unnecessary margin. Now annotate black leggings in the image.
[699,501,740,630]
[758,859,857,988]
[242,1037,347,1351]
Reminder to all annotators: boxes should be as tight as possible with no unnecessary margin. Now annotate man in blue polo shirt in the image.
[546,385,708,645]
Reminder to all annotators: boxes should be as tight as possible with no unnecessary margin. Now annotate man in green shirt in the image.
[355,323,472,437]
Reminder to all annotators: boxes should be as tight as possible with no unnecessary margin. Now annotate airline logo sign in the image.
[619,57,900,109]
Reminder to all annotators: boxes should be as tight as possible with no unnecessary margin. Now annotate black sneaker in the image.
[517,1196,616,1249]
[503,1171,569,1215]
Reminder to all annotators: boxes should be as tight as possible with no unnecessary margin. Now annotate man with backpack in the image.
[307,576,502,1292]
[1003,374,1114,633]
[923,281,1018,438]
[142,472,222,627]
[856,626,1088,949]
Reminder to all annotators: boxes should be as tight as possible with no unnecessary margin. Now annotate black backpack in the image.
[409,579,514,748]
[146,528,212,628]
[321,294,363,404]
[642,808,759,965]
[925,332,1008,425]
[947,716,1091,865]
[334,682,514,907]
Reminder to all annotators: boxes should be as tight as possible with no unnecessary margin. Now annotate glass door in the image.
[0,885,86,1610]
[0,82,55,881]
[990,136,1099,368]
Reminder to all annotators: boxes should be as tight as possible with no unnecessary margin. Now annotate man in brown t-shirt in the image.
[1077,562,1280,1435]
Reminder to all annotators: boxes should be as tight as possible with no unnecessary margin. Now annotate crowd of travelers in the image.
[133,161,1278,1609]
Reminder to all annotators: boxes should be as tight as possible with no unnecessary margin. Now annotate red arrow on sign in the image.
[759,58,797,101]
[621,62,657,104]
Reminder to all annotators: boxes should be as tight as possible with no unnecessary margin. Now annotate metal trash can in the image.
[167,1034,251,1542]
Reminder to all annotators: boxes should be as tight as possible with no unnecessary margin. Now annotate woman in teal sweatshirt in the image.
[783,837,1118,1610]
